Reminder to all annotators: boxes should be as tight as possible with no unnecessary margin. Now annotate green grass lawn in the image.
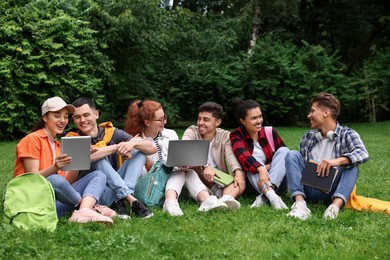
[1,122,390,259]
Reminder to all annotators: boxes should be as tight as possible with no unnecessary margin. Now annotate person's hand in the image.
[90,146,98,154]
[116,140,135,156]
[233,169,246,194]
[265,163,271,171]
[54,154,72,170]
[203,165,218,183]
[257,166,270,191]
[317,159,339,177]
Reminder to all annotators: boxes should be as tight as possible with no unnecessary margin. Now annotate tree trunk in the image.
[247,0,262,56]
[171,0,179,10]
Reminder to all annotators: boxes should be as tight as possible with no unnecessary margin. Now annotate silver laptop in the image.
[165,140,210,167]
[61,136,91,171]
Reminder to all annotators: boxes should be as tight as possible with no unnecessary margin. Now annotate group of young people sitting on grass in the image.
[13,92,369,225]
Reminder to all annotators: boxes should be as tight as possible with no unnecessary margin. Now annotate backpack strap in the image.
[264,126,275,153]
[97,122,123,168]
[65,131,80,137]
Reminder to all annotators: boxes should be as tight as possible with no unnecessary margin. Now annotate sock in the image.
[264,189,279,201]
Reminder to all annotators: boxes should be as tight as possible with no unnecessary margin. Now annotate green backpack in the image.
[134,160,173,207]
[1,173,58,231]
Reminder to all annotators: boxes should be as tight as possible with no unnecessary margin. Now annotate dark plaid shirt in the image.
[230,126,286,174]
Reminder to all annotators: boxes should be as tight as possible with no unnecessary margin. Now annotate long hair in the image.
[32,117,45,132]
[124,100,162,136]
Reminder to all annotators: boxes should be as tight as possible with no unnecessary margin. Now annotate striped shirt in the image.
[153,132,163,161]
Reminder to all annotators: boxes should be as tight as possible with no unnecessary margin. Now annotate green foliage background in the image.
[1,0,389,139]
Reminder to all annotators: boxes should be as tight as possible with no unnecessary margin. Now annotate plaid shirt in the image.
[300,122,369,168]
[230,126,286,174]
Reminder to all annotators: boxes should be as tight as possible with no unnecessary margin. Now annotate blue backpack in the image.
[1,173,58,231]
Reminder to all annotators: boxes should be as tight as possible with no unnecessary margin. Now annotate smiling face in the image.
[72,104,99,136]
[307,102,327,129]
[197,111,221,138]
[43,108,70,137]
[144,108,166,137]
[240,107,263,135]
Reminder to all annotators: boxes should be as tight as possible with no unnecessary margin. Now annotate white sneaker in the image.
[198,195,228,212]
[163,199,184,216]
[269,196,288,210]
[219,195,241,210]
[250,195,269,208]
[287,201,311,220]
[323,204,340,220]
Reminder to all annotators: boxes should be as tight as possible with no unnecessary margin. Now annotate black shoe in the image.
[131,200,154,218]
[111,199,131,220]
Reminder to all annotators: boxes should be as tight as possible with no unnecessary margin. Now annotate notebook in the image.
[213,167,234,187]
[61,136,91,171]
[165,140,210,167]
[300,160,339,193]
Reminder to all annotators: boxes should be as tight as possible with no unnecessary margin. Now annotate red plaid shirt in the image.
[230,126,286,174]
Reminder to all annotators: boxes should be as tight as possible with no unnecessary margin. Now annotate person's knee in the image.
[277,146,289,155]
[47,174,66,188]
[92,157,110,169]
[132,150,146,163]
[286,150,300,162]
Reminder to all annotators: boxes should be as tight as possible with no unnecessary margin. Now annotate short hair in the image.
[310,92,341,119]
[72,97,96,110]
[198,102,223,119]
[233,98,260,122]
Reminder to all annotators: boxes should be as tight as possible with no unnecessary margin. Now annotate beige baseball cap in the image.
[41,96,75,116]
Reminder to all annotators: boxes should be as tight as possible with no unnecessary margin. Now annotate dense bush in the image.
[0,0,388,139]
[0,0,112,139]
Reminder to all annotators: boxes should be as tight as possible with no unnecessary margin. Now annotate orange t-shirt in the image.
[14,129,62,177]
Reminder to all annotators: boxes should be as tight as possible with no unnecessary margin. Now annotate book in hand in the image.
[212,168,234,188]
[300,160,339,193]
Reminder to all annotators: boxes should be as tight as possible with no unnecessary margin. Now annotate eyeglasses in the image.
[152,114,168,123]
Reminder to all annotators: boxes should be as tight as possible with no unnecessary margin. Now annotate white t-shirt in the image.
[252,141,266,164]
[311,138,336,161]
[207,139,217,168]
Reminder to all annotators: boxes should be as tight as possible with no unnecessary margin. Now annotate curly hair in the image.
[124,100,162,136]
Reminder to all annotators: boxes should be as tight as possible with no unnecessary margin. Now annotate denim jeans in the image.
[247,146,289,194]
[286,150,359,206]
[94,150,146,206]
[47,170,107,218]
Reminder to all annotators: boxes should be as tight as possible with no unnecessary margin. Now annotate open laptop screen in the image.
[165,140,210,167]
